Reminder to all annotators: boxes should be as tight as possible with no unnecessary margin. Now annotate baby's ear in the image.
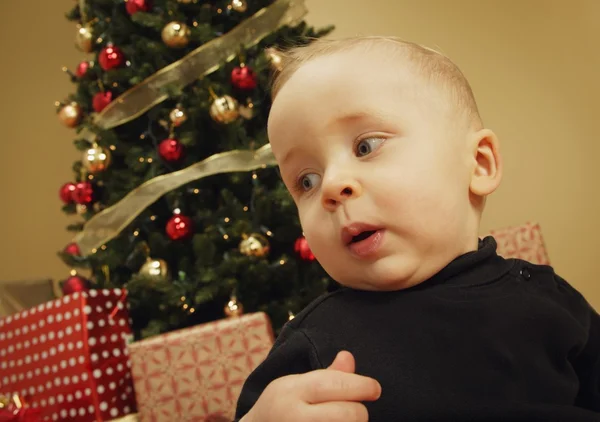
[469,129,502,197]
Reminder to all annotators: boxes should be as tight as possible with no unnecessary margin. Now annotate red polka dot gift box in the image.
[128,312,274,422]
[0,289,137,421]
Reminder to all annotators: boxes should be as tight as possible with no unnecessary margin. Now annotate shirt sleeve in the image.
[234,324,319,421]
[574,302,600,412]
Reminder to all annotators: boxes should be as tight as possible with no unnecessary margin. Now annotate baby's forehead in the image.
[287,48,429,100]
[273,38,481,131]
[308,43,420,75]
[273,50,435,121]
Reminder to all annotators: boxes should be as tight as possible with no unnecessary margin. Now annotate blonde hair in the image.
[270,36,483,129]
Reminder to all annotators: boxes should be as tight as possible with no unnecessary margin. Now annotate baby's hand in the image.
[241,351,381,422]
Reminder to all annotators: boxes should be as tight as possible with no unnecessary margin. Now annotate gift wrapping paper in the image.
[128,312,274,422]
[489,222,551,265]
[0,289,137,421]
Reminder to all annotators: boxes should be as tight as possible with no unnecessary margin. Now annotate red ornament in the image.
[231,66,257,90]
[64,242,81,256]
[98,44,125,70]
[166,213,193,240]
[294,236,315,261]
[92,91,113,112]
[59,182,77,204]
[126,0,152,15]
[72,181,94,204]
[158,138,184,162]
[62,275,90,295]
[76,61,90,78]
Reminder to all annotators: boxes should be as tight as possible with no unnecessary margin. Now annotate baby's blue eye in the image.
[300,173,320,191]
[356,137,385,157]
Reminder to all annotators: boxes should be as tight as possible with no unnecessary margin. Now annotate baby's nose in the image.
[321,178,361,211]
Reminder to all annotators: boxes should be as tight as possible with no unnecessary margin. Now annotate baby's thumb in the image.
[327,350,356,373]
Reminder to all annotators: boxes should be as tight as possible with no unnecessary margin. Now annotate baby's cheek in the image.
[298,207,324,245]
[372,179,413,210]
[297,205,313,233]
[302,225,337,268]
[304,229,328,257]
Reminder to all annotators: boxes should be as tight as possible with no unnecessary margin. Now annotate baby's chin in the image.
[338,278,423,292]
[329,259,426,292]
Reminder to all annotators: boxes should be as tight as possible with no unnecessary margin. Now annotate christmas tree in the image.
[57,0,334,340]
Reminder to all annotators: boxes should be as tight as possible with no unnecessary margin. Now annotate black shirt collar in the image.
[414,236,512,290]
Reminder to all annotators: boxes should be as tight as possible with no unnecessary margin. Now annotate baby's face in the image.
[268,47,475,291]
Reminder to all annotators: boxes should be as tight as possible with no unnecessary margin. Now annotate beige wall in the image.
[0,1,598,307]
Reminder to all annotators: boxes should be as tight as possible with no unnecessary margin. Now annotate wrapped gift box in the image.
[488,222,551,265]
[128,312,274,422]
[0,289,137,421]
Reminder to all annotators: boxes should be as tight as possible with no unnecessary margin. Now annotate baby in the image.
[234,36,600,421]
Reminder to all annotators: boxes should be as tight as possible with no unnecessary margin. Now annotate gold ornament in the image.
[231,0,248,12]
[265,47,283,71]
[169,106,188,127]
[210,95,239,124]
[224,294,244,317]
[58,102,83,128]
[177,0,193,3]
[83,144,111,173]
[76,204,88,215]
[139,257,169,278]
[161,21,191,49]
[239,233,270,257]
[75,24,94,53]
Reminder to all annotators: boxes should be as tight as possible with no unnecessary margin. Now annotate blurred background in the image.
[0,0,598,308]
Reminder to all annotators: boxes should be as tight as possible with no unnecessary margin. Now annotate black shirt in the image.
[235,237,600,421]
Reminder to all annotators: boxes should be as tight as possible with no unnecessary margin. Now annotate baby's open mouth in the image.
[350,230,377,243]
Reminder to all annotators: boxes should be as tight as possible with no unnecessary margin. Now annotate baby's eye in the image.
[355,137,385,157]
[299,173,321,192]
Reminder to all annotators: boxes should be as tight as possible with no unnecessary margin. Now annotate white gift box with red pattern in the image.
[0,289,137,421]
[489,222,551,264]
[128,312,274,422]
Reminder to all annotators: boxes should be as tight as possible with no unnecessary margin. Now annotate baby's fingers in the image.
[303,371,381,404]
[309,401,370,422]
